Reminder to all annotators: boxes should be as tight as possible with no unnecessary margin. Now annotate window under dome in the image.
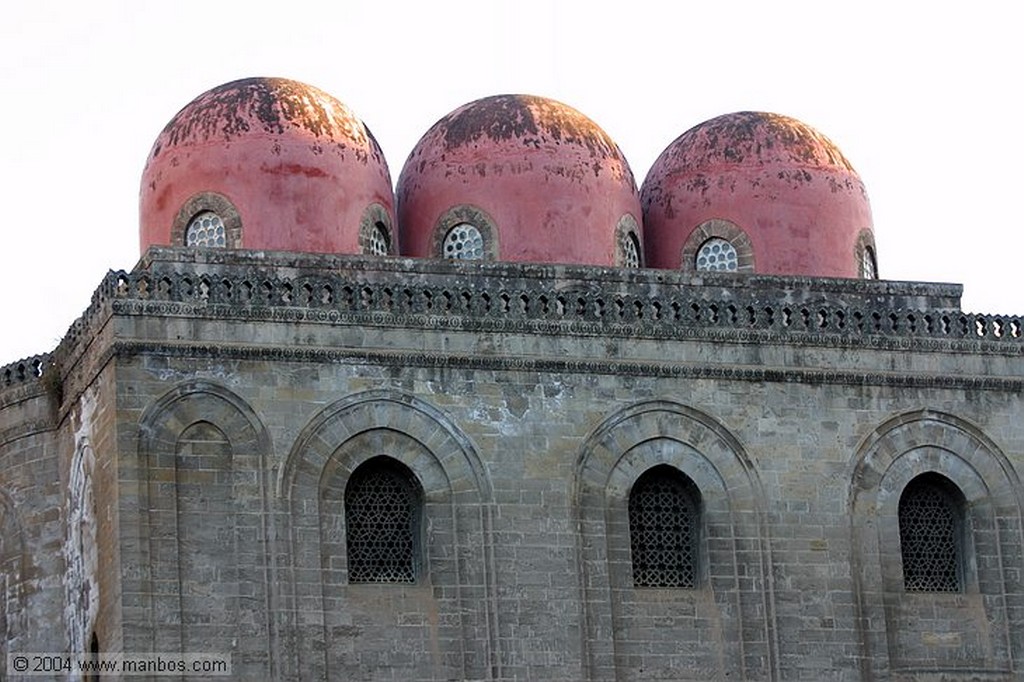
[185,211,227,248]
[695,238,738,272]
[443,223,485,260]
[369,222,391,256]
[620,230,640,268]
[861,245,877,280]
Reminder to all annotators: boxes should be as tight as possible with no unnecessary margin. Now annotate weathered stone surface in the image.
[0,247,1021,680]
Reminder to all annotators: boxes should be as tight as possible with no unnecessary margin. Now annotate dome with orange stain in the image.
[641,111,876,278]
[140,77,396,257]
[397,94,642,267]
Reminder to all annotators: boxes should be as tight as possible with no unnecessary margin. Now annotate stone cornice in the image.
[106,340,1024,393]
[105,260,1022,354]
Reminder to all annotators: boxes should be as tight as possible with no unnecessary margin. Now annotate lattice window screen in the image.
[629,466,700,588]
[345,460,420,583]
[899,475,963,592]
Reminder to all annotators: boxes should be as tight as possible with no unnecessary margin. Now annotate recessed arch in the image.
[281,389,495,681]
[171,192,242,248]
[429,204,499,261]
[136,380,273,668]
[359,202,396,256]
[855,229,878,279]
[615,213,642,268]
[0,487,26,665]
[679,218,755,273]
[574,399,777,681]
[848,409,1022,677]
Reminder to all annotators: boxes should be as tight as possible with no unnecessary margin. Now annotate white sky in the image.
[1,1,1020,364]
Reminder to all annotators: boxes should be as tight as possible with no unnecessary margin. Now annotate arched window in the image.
[628,465,701,588]
[695,237,738,272]
[442,223,485,260]
[172,192,242,248]
[368,222,391,256]
[861,245,877,280]
[898,473,965,592]
[185,211,227,248]
[345,457,423,583]
[431,204,498,260]
[615,214,642,268]
[359,203,394,256]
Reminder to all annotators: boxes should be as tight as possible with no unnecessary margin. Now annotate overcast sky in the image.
[1,1,1019,364]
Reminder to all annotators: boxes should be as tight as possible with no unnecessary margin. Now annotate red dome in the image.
[397,95,642,267]
[140,77,395,256]
[641,112,875,278]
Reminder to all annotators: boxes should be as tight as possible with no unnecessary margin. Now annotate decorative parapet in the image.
[2,248,1021,397]
[0,354,49,388]
[108,252,1022,351]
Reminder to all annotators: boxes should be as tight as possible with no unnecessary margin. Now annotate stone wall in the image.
[1,247,1022,680]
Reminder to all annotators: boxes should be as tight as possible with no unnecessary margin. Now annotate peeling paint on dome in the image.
[640,111,873,277]
[150,77,381,165]
[140,77,395,257]
[664,111,856,173]
[437,95,622,163]
[397,94,641,266]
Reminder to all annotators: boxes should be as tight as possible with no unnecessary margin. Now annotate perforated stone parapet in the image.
[104,250,1024,350]
[0,354,48,388]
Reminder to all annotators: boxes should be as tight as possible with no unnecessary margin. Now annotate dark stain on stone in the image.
[151,78,383,166]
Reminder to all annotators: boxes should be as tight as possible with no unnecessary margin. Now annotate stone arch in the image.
[848,409,1023,678]
[680,218,755,273]
[281,389,495,681]
[65,439,98,660]
[136,381,273,676]
[574,399,777,681]
[171,191,242,248]
[429,204,499,261]
[0,488,26,664]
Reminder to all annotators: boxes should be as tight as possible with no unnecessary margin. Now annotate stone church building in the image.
[1,77,1022,680]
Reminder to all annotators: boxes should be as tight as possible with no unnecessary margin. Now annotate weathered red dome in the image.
[641,112,876,278]
[397,95,642,267]
[140,77,396,256]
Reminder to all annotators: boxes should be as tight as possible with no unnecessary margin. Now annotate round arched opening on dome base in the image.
[172,192,242,249]
[680,219,754,274]
[856,229,879,280]
[359,203,395,257]
[430,205,499,261]
[615,214,643,269]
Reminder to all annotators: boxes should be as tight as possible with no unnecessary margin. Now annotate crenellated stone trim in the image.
[100,269,1023,352]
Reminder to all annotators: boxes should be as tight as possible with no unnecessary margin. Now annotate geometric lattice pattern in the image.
[344,460,419,583]
[443,223,485,260]
[185,211,227,248]
[861,245,877,280]
[695,237,738,272]
[369,222,391,256]
[629,466,700,588]
[620,231,640,268]
[898,475,962,592]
